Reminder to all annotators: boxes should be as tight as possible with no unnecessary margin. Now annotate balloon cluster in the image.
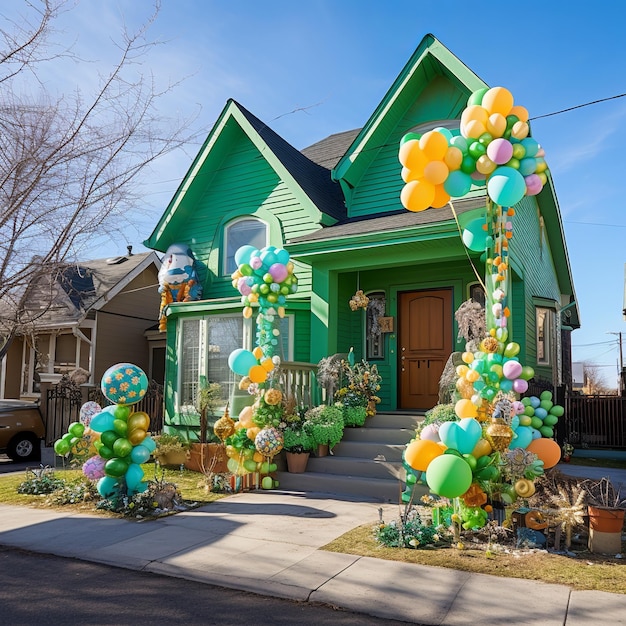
[454,340,534,410]
[399,86,548,212]
[54,363,156,499]
[221,403,283,490]
[230,244,298,359]
[519,391,564,441]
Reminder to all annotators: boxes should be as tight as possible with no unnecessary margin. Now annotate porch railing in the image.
[278,361,320,408]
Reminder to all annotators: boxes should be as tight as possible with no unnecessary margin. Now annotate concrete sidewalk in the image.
[0,483,625,625]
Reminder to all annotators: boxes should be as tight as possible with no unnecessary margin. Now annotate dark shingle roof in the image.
[234,101,347,222]
[300,129,361,169]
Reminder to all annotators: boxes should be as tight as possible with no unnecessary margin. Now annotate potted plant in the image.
[583,476,625,554]
[154,433,192,467]
[305,404,344,456]
[283,423,315,473]
[185,377,225,473]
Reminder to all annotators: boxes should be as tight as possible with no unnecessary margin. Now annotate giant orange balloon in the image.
[527,437,561,469]
[401,179,435,212]
[248,365,268,384]
[404,439,444,472]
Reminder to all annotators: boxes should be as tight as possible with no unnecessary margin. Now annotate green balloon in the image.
[113,438,133,458]
[467,87,489,107]
[54,439,70,456]
[98,445,114,460]
[261,476,273,490]
[68,422,85,438]
[549,405,564,417]
[101,430,119,448]
[114,405,131,421]
[113,419,128,436]
[426,454,473,499]
[105,458,128,478]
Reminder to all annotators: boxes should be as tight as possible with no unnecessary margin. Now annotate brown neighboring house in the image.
[0,250,164,400]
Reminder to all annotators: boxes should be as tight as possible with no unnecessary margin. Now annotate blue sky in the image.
[5,1,626,383]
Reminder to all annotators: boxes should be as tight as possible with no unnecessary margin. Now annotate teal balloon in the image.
[136,481,149,493]
[130,444,151,464]
[125,463,144,490]
[450,135,469,154]
[141,436,157,453]
[234,245,257,266]
[487,166,526,206]
[462,217,487,251]
[90,411,116,433]
[426,454,473,499]
[444,170,473,198]
[228,348,257,376]
[509,426,533,448]
[97,476,118,497]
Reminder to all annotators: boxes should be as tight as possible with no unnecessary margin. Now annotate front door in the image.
[398,288,453,410]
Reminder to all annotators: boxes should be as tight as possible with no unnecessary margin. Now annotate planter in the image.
[286,451,310,473]
[588,505,625,533]
[155,450,189,467]
[316,444,329,457]
[184,443,229,474]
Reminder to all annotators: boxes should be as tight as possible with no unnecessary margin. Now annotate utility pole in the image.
[607,331,624,394]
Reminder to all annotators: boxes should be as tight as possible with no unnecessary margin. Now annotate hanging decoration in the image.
[349,290,369,311]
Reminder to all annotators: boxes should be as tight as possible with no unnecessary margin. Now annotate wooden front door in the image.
[399,288,453,410]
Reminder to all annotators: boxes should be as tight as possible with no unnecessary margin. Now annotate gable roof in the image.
[21,252,161,328]
[333,34,486,189]
[144,100,346,252]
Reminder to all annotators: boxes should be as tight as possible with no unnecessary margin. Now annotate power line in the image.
[530,92,626,121]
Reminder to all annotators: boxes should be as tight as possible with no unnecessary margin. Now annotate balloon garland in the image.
[399,87,564,529]
[224,245,299,488]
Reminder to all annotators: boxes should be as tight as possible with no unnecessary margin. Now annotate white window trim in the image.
[222,217,269,276]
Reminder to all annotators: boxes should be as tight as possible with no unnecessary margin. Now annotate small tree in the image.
[583,363,617,395]
[0,0,200,359]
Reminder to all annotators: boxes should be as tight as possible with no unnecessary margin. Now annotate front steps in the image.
[276,412,429,503]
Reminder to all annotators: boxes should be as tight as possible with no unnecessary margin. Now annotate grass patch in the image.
[0,463,225,517]
[322,522,626,595]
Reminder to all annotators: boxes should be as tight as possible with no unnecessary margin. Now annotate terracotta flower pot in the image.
[184,443,229,474]
[286,451,309,473]
[588,505,625,533]
[316,444,329,457]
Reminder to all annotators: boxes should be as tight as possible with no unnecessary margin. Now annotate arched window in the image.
[223,218,267,275]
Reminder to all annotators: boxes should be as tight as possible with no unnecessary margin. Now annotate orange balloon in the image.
[423,160,449,186]
[248,365,268,384]
[419,130,448,161]
[400,179,435,212]
[261,358,274,372]
[243,306,253,319]
[405,439,444,472]
[239,405,254,427]
[431,184,450,208]
[509,105,529,123]
[463,119,487,140]
[481,86,514,117]
[527,438,561,469]
[461,104,489,128]
[444,146,463,171]
[252,346,264,360]
[455,398,478,419]
[246,426,260,440]
[486,113,507,137]
[511,121,529,140]
[399,139,428,174]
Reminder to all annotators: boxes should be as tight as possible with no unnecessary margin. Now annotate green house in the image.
[144,34,579,434]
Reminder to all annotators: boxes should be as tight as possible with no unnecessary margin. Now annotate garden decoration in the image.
[221,245,299,488]
[157,243,203,331]
[399,87,565,530]
[54,363,157,500]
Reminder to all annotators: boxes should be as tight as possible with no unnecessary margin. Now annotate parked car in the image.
[0,400,45,462]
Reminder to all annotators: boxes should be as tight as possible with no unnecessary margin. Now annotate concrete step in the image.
[307,455,406,481]
[366,412,424,430]
[341,426,415,445]
[331,440,407,462]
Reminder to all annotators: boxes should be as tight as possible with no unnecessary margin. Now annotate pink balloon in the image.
[269,262,288,283]
[237,277,251,296]
[420,423,440,442]
[513,378,529,394]
[512,400,525,414]
[503,360,523,380]
[525,174,543,196]
[487,138,514,165]
[250,256,262,270]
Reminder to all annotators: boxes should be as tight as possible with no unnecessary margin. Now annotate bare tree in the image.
[583,362,617,395]
[0,1,200,359]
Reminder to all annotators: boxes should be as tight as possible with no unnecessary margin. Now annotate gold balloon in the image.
[485,418,513,452]
[214,406,236,442]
